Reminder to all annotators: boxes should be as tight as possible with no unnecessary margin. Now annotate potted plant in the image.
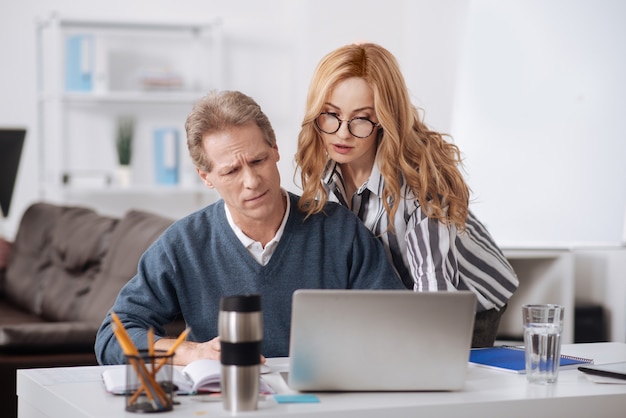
[115,115,134,187]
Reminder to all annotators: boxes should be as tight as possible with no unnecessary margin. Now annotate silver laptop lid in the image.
[288,289,476,391]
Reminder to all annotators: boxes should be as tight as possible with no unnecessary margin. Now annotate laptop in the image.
[287,289,477,391]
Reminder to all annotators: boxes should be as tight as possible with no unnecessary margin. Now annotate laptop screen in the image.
[0,128,26,217]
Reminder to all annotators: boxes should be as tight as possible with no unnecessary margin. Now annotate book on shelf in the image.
[469,346,593,374]
[102,358,273,395]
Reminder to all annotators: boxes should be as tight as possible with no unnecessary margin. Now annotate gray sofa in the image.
[0,202,179,418]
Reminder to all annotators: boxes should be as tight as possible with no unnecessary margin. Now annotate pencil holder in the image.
[125,349,174,413]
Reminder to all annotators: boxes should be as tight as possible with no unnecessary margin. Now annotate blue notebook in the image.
[469,346,593,373]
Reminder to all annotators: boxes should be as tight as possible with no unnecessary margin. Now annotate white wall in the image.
[452,0,626,246]
[1,0,625,249]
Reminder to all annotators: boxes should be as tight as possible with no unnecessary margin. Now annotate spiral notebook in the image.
[469,346,593,373]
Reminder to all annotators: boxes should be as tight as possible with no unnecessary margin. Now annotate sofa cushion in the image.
[78,209,173,324]
[0,322,99,351]
[39,207,118,322]
[0,300,46,326]
[4,203,62,314]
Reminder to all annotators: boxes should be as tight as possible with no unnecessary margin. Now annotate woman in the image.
[295,43,518,347]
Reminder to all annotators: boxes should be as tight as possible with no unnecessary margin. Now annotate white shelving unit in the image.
[35,13,223,216]
[574,246,626,343]
[499,248,575,344]
[498,245,626,344]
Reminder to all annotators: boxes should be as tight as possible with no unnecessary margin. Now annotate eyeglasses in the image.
[314,112,380,139]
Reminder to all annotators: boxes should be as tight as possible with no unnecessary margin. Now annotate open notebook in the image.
[287,289,477,391]
[102,360,273,395]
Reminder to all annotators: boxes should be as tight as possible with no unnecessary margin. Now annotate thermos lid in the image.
[220,294,262,312]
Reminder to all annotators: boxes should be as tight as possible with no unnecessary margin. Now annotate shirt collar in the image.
[323,159,385,198]
[224,188,290,249]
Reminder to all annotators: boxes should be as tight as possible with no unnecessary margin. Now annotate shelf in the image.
[39,90,205,104]
[36,12,223,217]
[502,248,571,259]
[58,184,209,195]
[51,16,222,33]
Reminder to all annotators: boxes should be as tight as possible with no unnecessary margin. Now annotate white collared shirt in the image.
[224,189,290,265]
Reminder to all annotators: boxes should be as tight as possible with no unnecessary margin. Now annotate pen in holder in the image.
[109,312,190,413]
[125,349,174,413]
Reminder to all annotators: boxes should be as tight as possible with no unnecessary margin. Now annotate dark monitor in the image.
[0,128,26,218]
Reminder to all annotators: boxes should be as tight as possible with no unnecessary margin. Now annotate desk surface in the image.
[17,343,626,418]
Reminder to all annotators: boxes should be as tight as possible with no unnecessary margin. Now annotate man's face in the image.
[197,123,282,226]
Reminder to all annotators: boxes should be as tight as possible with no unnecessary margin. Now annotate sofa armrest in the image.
[0,322,99,351]
[0,238,11,270]
[0,269,5,298]
[0,237,11,298]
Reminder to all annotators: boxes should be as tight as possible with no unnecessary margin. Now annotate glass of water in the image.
[522,304,564,384]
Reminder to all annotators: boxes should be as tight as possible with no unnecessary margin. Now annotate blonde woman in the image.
[295,43,518,347]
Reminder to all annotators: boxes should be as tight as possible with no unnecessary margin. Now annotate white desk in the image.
[17,343,626,418]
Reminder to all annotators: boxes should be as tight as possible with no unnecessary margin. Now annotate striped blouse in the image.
[322,160,519,312]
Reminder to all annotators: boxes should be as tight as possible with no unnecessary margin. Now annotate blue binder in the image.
[65,34,93,92]
[154,128,179,185]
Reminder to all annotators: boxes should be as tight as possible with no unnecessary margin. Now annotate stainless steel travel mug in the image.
[218,294,263,412]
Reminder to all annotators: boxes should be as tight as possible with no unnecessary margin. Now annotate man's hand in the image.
[193,336,223,361]
[154,336,265,366]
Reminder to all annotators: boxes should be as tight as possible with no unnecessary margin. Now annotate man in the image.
[95,90,403,365]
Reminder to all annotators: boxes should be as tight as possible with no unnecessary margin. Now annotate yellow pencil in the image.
[154,327,191,373]
[166,327,191,356]
[112,323,137,356]
[110,312,139,356]
[148,327,155,357]
[147,327,155,374]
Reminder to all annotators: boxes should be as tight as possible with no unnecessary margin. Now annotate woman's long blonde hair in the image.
[295,43,469,229]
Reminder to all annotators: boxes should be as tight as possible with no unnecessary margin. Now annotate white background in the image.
[1,0,625,247]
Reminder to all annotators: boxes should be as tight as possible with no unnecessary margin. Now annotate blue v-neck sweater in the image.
[95,193,403,364]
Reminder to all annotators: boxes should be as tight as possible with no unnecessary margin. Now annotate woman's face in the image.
[319,77,379,168]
